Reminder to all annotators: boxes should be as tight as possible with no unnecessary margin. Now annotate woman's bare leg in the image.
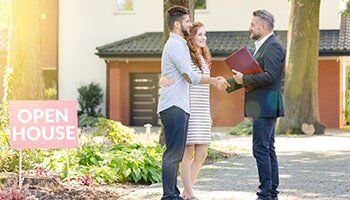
[190,144,209,185]
[180,145,195,198]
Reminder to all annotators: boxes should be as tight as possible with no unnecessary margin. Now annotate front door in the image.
[130,73,160,126]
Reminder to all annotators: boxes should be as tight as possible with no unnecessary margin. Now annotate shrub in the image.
[77,82,103,117]
[77,144,103,167]
[78,114,99,127]
[44,87,57,100]
[0,131,9,146]
[229,118,253,135]
[40,149,78,180]
[108,143,163,184]
[40,141,163,184]
[345,67,350,125]
[94,118,135,144]
[0,102,9,132]
[0,66,13,132]
[0,150,39,173]
[0,132,39,173]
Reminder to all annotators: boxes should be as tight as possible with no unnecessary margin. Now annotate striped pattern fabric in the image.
[186,57,211,145]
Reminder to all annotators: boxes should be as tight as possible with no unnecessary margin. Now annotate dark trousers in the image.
[252,117,279,200]
[159,106,189,200]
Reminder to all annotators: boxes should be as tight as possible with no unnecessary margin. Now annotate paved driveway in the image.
[124,129,350,200]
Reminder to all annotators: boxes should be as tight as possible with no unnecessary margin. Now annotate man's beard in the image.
[250,32,261,40]
[181,25,190,37]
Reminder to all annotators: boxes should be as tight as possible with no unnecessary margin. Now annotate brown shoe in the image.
[272,197,278,200]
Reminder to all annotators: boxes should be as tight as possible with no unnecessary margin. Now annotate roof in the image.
[96,30,349,58]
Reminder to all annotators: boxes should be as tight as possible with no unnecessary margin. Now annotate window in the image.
[116,0,133,13]
[195,0,207,11]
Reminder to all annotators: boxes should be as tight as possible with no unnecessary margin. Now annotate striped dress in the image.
[186,56,211,145]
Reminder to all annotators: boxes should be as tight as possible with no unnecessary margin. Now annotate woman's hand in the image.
[159,76,174,87]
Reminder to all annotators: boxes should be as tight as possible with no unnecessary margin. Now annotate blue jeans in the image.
[159,106,189,200]
[252,117,279,200]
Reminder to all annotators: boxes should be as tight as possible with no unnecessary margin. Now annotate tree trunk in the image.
[277,0,325,135]
[159,0,194,146]
[7,0,44,100]
[162,0,195,44]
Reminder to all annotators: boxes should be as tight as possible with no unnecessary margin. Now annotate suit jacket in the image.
[227,34,285,117]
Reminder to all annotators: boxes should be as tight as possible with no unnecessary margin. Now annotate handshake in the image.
[159,76,230,91]
[211,76,230,91]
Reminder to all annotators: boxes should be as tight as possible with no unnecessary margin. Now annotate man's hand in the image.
[232,69,243,84]
[214,76,230,91]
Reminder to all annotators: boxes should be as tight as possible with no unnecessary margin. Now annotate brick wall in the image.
[318,59,342,128]
[107,58,343,128]
[108,60,160,125]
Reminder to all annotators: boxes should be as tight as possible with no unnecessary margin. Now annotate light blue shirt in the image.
[157,32,201,114]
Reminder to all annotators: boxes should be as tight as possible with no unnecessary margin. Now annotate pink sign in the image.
[9,100,79,150]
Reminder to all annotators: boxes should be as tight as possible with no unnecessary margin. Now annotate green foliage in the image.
[0,149,18,172]
[345,67,350,125]
[0,148,39,173]
[207,147,222,161]
[0,82,45,174]
[44,87,57,100]
[40,142,163,184]
[77,82,103,117]
[95,118,135,144]
[0,103,9,132]
[85,165,117,184]
[0,114,162,184]
[229,118,253,135]
[195,0,207,10]
[0,66,18,172]
[283,127,303,135]
[0,131,9,146]
[342,0,350,17]
[0,66,13,131]
[41,149,78,179]
[0,132,16,172]
[77,144,103,166]
[78,114,99,127]
[108,143,163,184]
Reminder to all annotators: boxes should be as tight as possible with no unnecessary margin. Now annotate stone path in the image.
[123,129,350,200]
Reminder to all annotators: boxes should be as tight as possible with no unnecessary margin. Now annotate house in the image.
[58,0,341,117]
[1,0,347,128]
[92,0,348,128]
[95,27,350,128]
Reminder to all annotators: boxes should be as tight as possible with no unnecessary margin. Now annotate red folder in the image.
[224,47,263,74]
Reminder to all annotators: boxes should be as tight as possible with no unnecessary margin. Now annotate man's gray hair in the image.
[253,9,275,30]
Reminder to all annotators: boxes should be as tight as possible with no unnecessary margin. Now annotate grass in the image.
[228,119,252,136]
